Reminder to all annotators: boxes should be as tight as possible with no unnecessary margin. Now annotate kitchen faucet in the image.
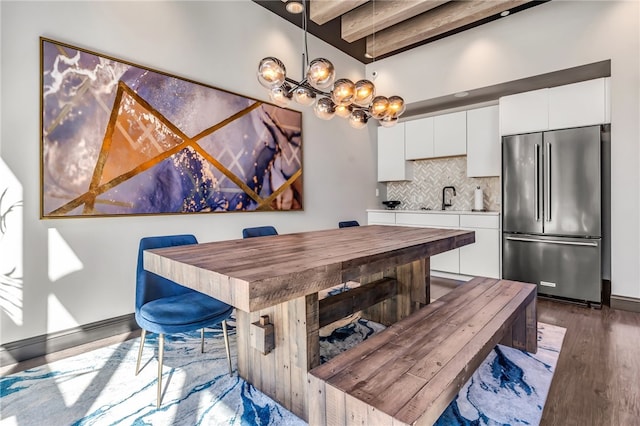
[442,186,456,210]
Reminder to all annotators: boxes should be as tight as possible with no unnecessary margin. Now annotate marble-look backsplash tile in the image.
[387,157,500,211]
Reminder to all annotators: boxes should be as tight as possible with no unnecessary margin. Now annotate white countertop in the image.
[367,209,500,216]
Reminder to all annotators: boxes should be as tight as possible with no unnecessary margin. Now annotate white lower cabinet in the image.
[431,248,460,274]
[459,214,500,278]
[459,227,500,278]
[367,211,500,278]
[396,212,461,274]
[367,211,396,225]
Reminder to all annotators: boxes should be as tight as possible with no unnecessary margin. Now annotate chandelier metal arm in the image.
[284,77,330,97]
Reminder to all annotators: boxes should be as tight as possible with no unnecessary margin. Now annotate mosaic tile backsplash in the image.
[386,157,500,211]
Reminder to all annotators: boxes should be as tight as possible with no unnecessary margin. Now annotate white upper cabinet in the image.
[377,124,413,182]
[467,105,500,177]
[500,78,610,136]
[548,78,607,129]
[434,111,467,157]
[499,88,549,136]
[405,117,434,160]
[404,111,466,160]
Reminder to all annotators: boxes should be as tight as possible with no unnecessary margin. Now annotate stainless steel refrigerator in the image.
[502,125,605,305]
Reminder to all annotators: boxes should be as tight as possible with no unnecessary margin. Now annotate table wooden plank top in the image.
[143,225,474,312]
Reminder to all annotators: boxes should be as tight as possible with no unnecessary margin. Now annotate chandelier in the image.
[256,3,405,129]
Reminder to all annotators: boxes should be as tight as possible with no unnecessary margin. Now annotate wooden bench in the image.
[307,277,537,426]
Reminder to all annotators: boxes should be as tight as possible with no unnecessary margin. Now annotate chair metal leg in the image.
[135,329,147,376]
[201,328,205,353]
[157,333,164,408]
[222,320,232,375]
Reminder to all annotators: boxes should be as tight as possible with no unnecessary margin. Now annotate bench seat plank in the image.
[397,284,537,425]
[308,277,537,426]
[309,277,502,383]
[340,281,523,415]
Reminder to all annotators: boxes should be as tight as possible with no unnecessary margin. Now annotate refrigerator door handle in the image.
[535,143,540,221]
[505,236,598,247]
[545,143,551,222]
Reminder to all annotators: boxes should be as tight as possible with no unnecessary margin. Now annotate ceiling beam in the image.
[341,0,448,43]
[366,0,532,58]
[310,0,368,25]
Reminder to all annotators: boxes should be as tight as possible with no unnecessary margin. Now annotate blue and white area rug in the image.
[0,319,564,426]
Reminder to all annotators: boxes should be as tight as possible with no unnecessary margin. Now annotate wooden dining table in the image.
[143,225,474,420]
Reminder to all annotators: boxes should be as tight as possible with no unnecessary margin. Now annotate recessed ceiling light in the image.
[285,0,304,14]
[500,10,510,17]
[454,91,469,98]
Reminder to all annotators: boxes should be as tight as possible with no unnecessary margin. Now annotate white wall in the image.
[0,1,375,343]
[368,0,640,299]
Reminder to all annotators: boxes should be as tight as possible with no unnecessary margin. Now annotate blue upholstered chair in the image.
[242,225,278,238]
[135,234,234,407]
[338,220,360,228]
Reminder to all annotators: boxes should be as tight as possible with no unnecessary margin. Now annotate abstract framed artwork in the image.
[40,37,303,218]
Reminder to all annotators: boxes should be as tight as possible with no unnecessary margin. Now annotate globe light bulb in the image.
[331,79,355,106]
[387,96,406,118]
[313,97,336,120]
[334,104,352,118]
[257,57,286,89]
[370,96,390,120]
[349,109,368,129]
[293,86,316,106]
[268,83,292,107]
[353,80,375,107]
[307,58,335,91]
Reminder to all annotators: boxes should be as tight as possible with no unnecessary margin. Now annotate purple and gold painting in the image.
[40,38,303,218]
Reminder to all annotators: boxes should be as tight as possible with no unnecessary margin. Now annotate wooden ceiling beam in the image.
[310,0,368,25]
[366,0,531,58]
[341,0,448,43]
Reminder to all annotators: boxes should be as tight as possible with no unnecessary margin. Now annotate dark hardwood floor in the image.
[2,281,640,425]
[537,298,640,425]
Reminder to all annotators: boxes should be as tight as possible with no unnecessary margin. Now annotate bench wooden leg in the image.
[525,296,537,353]
[500,294,538,354]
